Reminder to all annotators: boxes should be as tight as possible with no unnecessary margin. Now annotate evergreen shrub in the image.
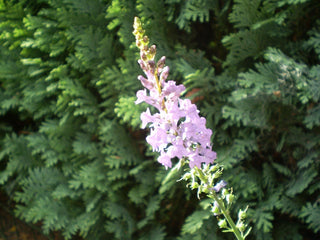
[0,0,319,239]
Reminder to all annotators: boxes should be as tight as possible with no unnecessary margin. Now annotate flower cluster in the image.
[133,17,217,169]
[133,17,251,240]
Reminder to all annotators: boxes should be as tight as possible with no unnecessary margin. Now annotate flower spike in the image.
[133,17,217,169]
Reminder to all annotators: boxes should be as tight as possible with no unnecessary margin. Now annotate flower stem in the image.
[211,192,244,240]
[193,167,244,240]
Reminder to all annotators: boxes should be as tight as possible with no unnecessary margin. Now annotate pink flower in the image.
[133,24,216,169]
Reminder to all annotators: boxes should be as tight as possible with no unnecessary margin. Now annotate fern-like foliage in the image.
[166,0,217,32]
[300,202,320,233]
[1,0,320,240]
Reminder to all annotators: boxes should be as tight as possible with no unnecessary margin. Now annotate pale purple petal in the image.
[146,127,168,151]
[158,153,172,169]
[135,89,162,109]
[166,143,186,159]
[140,108,154,128]
[162,81,185,102]
[212,180,227,192]
[138,75,154,89]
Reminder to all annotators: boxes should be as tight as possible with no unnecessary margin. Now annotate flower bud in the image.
[140,52,147,61]
[191,181,199,189]
[215,170,223,179]
[138,59,147,71]
[147,60,156,74]
[209,164,219,173]
[143,35,149,43]
[157,56,166,72]
[237,222,246,232]
[202,186,209,194]
[136,33,142,40]
[238,208,247,220]
[212,205,220,215]
[222,188,229,198]
[132,29,138,35]
[181,172,192,180]
[218,219,227,229]
[226,193,235,205]
[134,16,141,27]
[149,45,156,55]
[160,66,169,85]
[136,40,141,48]
[203,163,210,172]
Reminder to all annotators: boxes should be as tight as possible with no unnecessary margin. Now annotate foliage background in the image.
[0,0,320,239]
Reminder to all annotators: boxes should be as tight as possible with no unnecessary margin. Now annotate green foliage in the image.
[0,0,320,239]
[181,209,211,235]
[114,96,146,128]
[166,0,219,32]
[300,202,320,233]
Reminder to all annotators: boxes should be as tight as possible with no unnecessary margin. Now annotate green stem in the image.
[194,167,244,240]
[212,192,244,240]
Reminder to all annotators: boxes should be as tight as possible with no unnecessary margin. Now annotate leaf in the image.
[139,225,166,240]
[252,208,274,232]
[300,202,320,233]
[181,210,211,234]
[286,168,318,197]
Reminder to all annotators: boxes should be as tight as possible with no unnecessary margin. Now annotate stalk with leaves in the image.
[133,17,251,240]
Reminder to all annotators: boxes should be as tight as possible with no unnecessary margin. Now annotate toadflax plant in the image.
[133,17,251,240]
